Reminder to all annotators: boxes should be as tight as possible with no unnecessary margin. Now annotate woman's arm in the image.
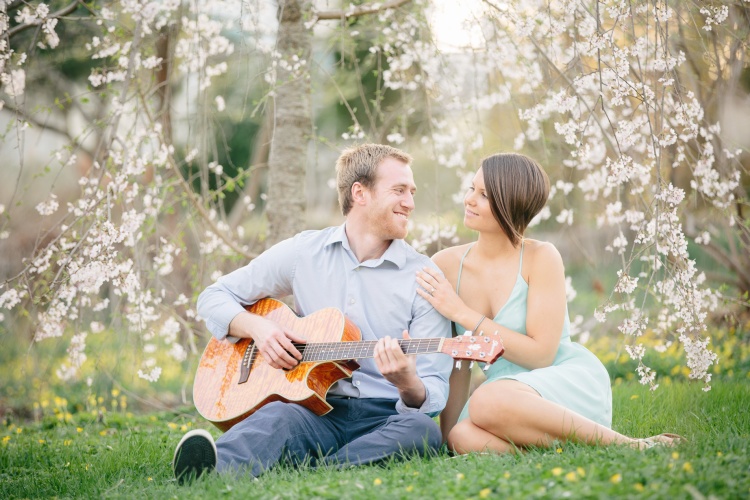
[440,359,471,443]
[418,242,567,370]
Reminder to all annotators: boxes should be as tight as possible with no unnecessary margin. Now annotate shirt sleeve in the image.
[196,236,297,340]
[395,269,453,416]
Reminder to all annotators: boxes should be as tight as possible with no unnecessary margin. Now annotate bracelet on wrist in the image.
[471,314,486,333]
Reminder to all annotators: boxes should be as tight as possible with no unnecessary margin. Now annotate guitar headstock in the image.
[441,331,505,366]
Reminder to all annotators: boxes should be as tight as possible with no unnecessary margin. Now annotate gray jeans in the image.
[215,397,441,476]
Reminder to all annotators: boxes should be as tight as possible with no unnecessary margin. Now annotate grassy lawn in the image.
[1,380,748,499]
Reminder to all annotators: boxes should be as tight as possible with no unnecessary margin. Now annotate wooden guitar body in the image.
[193,299,362,432]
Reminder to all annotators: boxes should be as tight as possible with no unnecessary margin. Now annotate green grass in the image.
[2,381,749,499]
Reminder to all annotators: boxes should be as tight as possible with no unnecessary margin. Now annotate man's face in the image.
[364,158,416,240]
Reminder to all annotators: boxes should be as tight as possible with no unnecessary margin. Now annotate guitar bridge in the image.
[238,343,256,384]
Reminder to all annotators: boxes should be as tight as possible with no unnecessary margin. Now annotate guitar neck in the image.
[292,338,445,362]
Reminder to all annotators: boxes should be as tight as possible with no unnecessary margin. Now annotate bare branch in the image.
[7,0,82,39]
[1,102,95,159]
[314,0,412,21]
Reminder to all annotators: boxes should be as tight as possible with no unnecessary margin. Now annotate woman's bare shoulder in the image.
[522,239,564,273]
[431,243,473,277]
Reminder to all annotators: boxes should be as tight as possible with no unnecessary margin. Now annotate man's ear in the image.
[351,182,368,207]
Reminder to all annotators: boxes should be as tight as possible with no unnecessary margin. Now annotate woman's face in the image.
[463,167,496,232]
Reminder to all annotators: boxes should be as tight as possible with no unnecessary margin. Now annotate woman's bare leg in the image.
[449,379,639,454]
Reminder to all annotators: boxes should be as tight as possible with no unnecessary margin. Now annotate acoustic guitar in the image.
[193,298,504,431]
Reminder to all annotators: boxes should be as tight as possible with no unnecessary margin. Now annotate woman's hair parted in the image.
[481,153,550,247]
[335,143,412,215]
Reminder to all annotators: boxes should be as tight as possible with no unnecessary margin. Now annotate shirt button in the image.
[349,298,355,305]
[354,380,361,386]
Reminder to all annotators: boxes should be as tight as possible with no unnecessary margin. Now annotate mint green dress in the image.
[456,243,612,427]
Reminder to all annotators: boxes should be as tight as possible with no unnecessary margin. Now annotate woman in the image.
[416,153,682,454]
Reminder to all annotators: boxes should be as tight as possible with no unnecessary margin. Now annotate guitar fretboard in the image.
[290,338,444,362]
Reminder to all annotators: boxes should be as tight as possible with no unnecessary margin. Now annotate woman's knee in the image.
[467,384,518,431]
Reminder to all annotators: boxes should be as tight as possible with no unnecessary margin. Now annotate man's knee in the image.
[387,413,441,452]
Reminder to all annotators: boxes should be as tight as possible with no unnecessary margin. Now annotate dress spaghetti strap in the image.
[455,244,474,294]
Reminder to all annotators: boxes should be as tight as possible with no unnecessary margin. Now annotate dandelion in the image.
[672,451,679,460]
[717,452,723,457]
[556,447,563,453]
[16,428,22,434]
[99,430,107,436]
[479,488,492,498]
[168,422,178,430]
[63,439,72,446]
[630,394,639,400]
[76,427,83,433]
[456,473,465,480]
[552,467,563,476]
[373,478,382,486]
[503,472,511,479]
[405,485,414,492]
[148,477,153,482]
[38,439,46,444]
[2,436,10,444]
[180,425,188,432]
[634,483,645,492]
[610,473,622,484]
[565,471,578,482]
[683,462,693,473]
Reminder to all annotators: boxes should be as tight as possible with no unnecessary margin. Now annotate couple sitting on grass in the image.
[173,143,683,484]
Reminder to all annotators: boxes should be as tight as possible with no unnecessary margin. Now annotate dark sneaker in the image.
[173,429,217,484]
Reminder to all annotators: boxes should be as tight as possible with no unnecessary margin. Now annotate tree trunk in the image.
[264,0,312,247]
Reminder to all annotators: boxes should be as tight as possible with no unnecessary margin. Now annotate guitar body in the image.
[193,298,362,432]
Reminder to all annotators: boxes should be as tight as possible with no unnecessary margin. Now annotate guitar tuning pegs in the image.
[469,361,475,369]
[455,360,462,369]
[483,363,491,371]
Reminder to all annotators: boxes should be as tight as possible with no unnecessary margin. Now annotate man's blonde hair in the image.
[335,143,413,215]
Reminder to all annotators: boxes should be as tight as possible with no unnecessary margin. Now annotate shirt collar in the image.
[325,222,407,269]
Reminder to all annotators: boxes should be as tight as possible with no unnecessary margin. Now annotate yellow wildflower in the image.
[2,436,10,444]
[479,488,492,498]
[16,427,22,434]
[552,467,563,476]
[503,472,511,479]
[610,473,622,484]
[683,462,693,473]
[717,451,723,457]
[111,389,120,397]
[456,473,465,480]
[63,439,72,446]
[576,467,586,477]
[406,485,414,492]
[167,422,178,430]
[565,471,577,482]
[373,478,382,486]
[180,425,188,432]
[556,447,563,453]
[634,483,645,492]
[671,451,679,460]
[99,430,107,436]
[148,477,153,482]
[77,427,83,433]
[38,439,46,444]
[630,394,639,400]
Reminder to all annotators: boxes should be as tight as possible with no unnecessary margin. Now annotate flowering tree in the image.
[0,0,747,393]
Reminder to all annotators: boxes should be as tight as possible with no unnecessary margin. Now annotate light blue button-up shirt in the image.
[197,223,453,416]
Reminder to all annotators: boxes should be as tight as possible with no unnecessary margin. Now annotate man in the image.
[173,143,452,482]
